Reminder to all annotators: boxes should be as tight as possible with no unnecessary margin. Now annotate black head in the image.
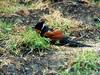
[35,17,47,30]
[35,21,49,37]
[35,21,45,31]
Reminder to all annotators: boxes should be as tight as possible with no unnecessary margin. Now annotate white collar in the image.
[41,24,45,30]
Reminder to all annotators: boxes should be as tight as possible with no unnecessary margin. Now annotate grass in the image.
[0,4,33,14]
[0,1,99,75]
[31,1,49,9]
[8,30,49,55]
[58,50,100,75]
[21,27,50,49]
[43,10,83,36]
[0,31,5,41]
[0,0,33,14]
[0,21,50,56]
[0,21,12,33]
[0,0,100,14]
[0,0,50,14]
[95,23,100,29]
[87,0,100,7]
[6,26,50,56]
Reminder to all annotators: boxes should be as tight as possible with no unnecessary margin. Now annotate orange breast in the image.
[44,30,64,40]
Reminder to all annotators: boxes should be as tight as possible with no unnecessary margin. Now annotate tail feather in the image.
[59,37,91,47]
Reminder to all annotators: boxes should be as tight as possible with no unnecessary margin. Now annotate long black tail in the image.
[59,37,92,47]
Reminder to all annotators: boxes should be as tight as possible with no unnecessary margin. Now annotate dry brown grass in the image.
[42,9,85,33]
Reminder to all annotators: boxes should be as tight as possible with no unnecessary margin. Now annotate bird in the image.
[34,18,91,47]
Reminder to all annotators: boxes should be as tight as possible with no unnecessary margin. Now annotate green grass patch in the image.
[6,27,50,56]
[58,51,100,75]
[0,21,12,33]
[21,27,50,49]
[0,21,50,56]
